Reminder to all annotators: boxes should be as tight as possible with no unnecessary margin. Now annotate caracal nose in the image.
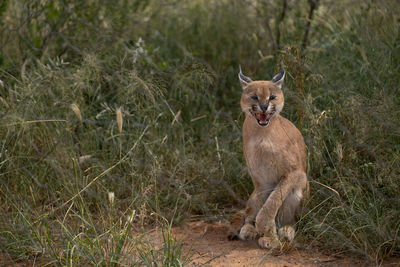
[260,104,268,112]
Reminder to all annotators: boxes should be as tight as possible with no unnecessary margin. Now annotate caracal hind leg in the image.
[255,171,307,248]
[233,189,269,240]
[228,208,259,241]
[227,210,245,240]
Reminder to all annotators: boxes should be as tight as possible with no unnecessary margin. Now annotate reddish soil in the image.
[145,220,395,267]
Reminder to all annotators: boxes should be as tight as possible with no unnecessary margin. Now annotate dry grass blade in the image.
[70,103,82,122]
[116,107,123,133]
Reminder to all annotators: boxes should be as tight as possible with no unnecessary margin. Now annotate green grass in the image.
[1,0,400,265]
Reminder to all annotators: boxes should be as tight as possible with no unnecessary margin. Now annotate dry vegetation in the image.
[0,0,399,265]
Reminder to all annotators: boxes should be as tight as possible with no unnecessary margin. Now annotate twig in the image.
[0,113,147,128]
[301,0,319,57]
[276,0,288,50]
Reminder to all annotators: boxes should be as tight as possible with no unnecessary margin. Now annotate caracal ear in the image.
[238,65,252,89]
[271,62,285,89]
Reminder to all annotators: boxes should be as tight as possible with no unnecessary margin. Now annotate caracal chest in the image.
[244,132,282,185]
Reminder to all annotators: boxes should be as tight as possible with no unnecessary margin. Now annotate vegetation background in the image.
[0,0,399,265]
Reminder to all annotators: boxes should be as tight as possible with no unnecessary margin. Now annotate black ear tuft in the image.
[238,65,253,89]
[271,62,285,88]
[271,69,284,83]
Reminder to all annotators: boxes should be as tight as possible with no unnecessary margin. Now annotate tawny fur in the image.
[228,68,309,249]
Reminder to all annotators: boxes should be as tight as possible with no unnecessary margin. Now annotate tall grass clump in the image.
[0,0,399,264]
[297,2,400,260]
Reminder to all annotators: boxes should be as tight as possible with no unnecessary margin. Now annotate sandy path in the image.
[146,220,368,267]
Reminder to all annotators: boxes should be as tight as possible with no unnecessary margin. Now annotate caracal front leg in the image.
[255,171,306,248]
[238,189,267,240]
[276,178,308,242]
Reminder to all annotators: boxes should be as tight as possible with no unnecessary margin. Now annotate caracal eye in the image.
[251,95,258,101]
[269,95,277,100]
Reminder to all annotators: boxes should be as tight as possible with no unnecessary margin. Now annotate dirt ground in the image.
[145,220,397,267]
[1,220,399,266]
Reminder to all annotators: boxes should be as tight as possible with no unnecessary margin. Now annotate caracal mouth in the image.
[251,111,274,127]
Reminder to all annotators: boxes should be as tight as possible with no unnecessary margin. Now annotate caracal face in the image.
[240,77,284,127]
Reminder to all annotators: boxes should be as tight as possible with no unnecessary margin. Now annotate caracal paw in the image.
[239,223,258,240]
[258,235,280,249]
[278,225,295,242]
[255,219,276,237]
